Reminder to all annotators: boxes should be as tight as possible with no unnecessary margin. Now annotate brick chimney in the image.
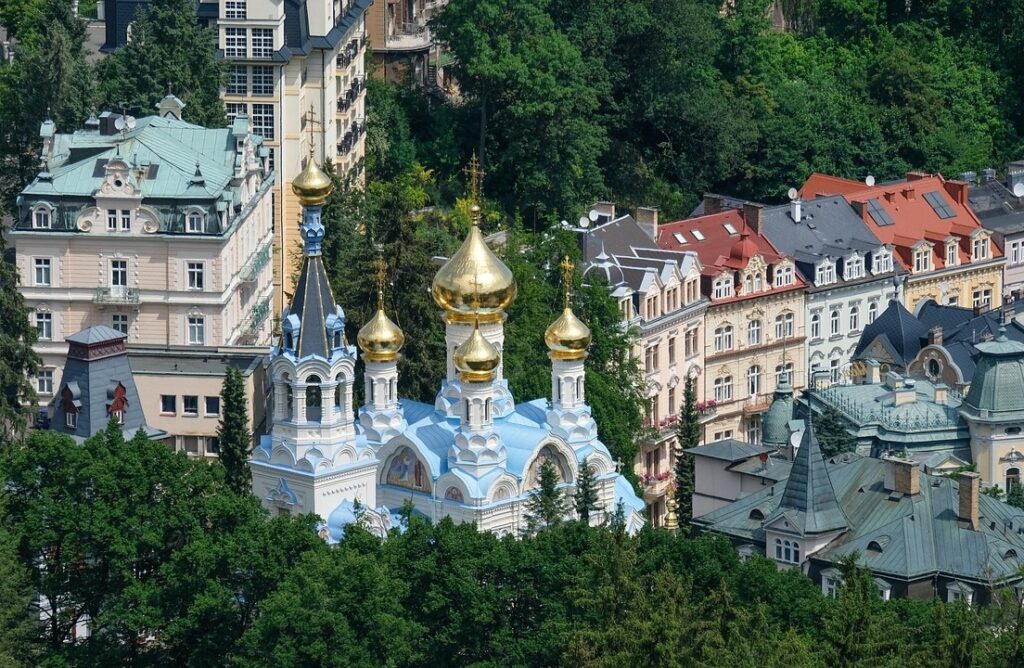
[851,200,869,224]
[901,186,916,201]
[635,206,659,241]
[743,203,763,234]
[929,326,943,346]
[958,471,981,530]
[943,180,968,206]
[883,456,920,496]
[593,201,616,221]
[703,194,723,215]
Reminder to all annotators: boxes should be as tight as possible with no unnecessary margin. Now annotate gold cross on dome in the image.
[303,105,322,155]
[373,256,388,310]
[560,256,574,309]
[463,152,485,205]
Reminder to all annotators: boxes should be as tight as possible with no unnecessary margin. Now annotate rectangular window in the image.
[914,249,931,273]
[668,387,676,415]
[111,313,128,335]
[34,258,51,286]
[205,396,221,416]
[252,104,274,140]
[251,28,273,58]
[33,208,51,229]
[207,436,221,455]
[226,102,248,124]
[251,65,274,96]
[923,190,956,219]
[120,209,131,231]
[110,259,128,287]
[817,262,835,285]
[946,242,958,267]
[65,412,77,429]
[37,369,53,394]
[874,250,893,273]
[973,289,992,309]
[187,317,205,345]
[224,27,246,58]
[974,238,989,261]
[160,395,176,414]
[106,209,117,231]
[746,417,760,445]
[1010,240,1024,266]
[225,0,246,19]
[668,337,676,365]
[227,65,247,95]
[183,395,199,415]
[713,278,733,299]
[36,312,52,340]
[187,262,205,290]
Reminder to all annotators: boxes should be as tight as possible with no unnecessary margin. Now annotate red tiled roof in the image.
[799,172,999,271]
[657,209,782,276]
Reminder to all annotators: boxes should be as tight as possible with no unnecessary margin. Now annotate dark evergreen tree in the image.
[1008,481,1024,510]
[94,0,226,127]
[673,375,699,528]
[815,404,857,457]
[574,457,600,524]
[525,458,567,533]
[0,521,33,667]
[0,233,40,438]
[217,365,251,494]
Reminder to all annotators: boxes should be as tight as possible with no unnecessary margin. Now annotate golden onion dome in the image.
[453,320,500,383]
[357,304,405,362]
[291,155,333,206]
[545,307,591,360]
[431,207,517,324]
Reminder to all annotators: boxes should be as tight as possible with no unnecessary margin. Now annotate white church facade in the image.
[249,156,646,538]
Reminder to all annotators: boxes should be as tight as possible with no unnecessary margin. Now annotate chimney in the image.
[851,200,869,224]
[635,206,659,241]
[593,201,616,223]
[943,180,968,206]
[1008,162,1024,193]
[929,325,943,346]
[865,359,881,385]
[883,456,920,496]
[961,171,977,185]
[982,167,997,183]
[901,186,916,201]
[743,202,763,234]
[791,198,802,223]
[703,194,723,215]
[893,386,916,406]
[958,471,981,530]
[934,383,949,405]
[906,171,929,182]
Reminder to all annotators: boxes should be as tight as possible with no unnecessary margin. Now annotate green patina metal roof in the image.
[696,454,1024,583]
[962,328,1024,420]
[765,415,849,535]
[763,375,794,447]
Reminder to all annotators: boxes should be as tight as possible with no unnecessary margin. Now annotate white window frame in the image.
[182,395,199,416]
[65,411,77,429]
[946,241,958,267]
[713,376,733,402]
[227,65,247,95]
[845,255,863,280]
[186,261,205,291]
[34,257,52,286]
[713,276,733,299]
[1010,239,1024,266]
[120,209,131,232]
[714,325,733,352]
[747,365,761,396]
[822,568,841,597]
[110,259,128,287]
[252,103,275,140]
[774,264,793,287]
[187,316,205,345]
[973,237,989,261]
[914,248,931,273]
[810,313,821,340]
[32,205,52,229]
[849,306,860,332]
[106,209,118,231]
[187,211,204,233]
[251,65,274,96]
[111,313,129,335]
[251,28,274,59]
[774,312,794,339]
[747,319,761,346]
[224,27,247,58]
[973,288,992,309]
[775,363,794,386]
[225,0,246,19]
[37,369,53,395]
[816,261,836,285]
[36,311,52,340]
[830,309,841,336]
[867,301,879,324]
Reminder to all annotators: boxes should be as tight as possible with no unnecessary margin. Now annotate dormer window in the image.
[973,237,989,261]
[187,211,204,233]
[914,247,932,273]
[713,276,733,299]
[816,261,836,285]
[874,249,893,274]
[845,255,864,280]
[774,264,793,287]
[32,206,52,229]
[946,240,958,267]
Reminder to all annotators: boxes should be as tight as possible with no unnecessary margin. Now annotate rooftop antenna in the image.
[866,175,876,187]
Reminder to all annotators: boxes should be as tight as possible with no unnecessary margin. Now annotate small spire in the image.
[464,152,485,226]
[373,255,388,311]
[559,256,574,310]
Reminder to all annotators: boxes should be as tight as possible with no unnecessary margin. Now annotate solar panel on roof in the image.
[923,191,956,219]
[724,223,737,234]
[692,230,705,241]
[673,232,687,244]
[867,199,895,227]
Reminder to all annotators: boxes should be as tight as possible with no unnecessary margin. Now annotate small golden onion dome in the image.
[545,307,592,360]
[431,210,517,324]
[357,307,405,362]
[453,321,500,383]
[291,157,333,206]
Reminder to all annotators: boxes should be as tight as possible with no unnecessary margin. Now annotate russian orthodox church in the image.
[250,156,646,538]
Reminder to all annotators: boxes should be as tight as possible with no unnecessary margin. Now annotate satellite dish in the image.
[787,187,798,201]
[588,209,599,222]
[1014,183,1024,198]
[578,216,589,228]
[866,175,876,187]
[114,117,125,131]
[125,115,136,129]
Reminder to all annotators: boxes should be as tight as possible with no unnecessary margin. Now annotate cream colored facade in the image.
[904,253,1004,314]
[703,268,807,445]
[215,0,368,313]
[366,0,453,91]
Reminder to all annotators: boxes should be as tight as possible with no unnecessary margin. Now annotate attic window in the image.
[866,199,895,227]
[723,223,737,235]
[923,191,956,219]
[673,232,687,244]
[692,230,705,241]
[748,508,764,521]
[867,540,884,554]
[1005,549,1019,560]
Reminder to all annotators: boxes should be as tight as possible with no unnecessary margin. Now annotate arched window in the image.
[810,313,821,339]
[187,211,204,233]
[830,309,841,336]
[444,486,464,502]
[334,374,343,408]
[305,374,322,422]
[749,508,764,521]
[792,541,800,563]
[849,306,859,332]
[775,538,783,560]
[868,301,879,323]
[1007,467,1021,493]
[713,376,733,402]
[747,365,760,396]
[33,206,51,229]
[783,540,792,562]
[747,319,762,346]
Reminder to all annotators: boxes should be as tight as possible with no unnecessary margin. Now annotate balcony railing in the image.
[93,287,140,305]
[240,244,271,283]
[336,120,366,155]
[236,296,272,345]
[386,21,431,49]
[335,38,361,68]
[336,77,364,113]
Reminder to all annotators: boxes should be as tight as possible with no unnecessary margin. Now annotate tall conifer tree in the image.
[574,457,599,524]
[217,366,251,494]
[525,458,567,533]
[673,376,699,528]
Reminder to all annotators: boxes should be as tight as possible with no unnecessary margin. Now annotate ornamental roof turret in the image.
[545,257,591,360]
[762,373,794,448]
[357,258,405,362]
[962,327,1024,421]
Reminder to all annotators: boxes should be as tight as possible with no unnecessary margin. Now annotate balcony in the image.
[335,38,361,69]
[384,21,431,51]
[240,244,271,283]
[93,287,140,305]
[641,471,672,501]
[236,297,272,345]
[336,120,366,155]
[336,77,364,113]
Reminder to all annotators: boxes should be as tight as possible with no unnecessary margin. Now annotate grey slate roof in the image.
[697,454,1024,583]
[853,299,928,361]
[67,325,127,345]
[968,177,1024,235]
[288,254,339,360]
[685,439,771,463]
[766,415,849,535]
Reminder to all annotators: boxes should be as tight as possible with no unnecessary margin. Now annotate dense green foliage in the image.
[525,457,568,533]
[574,457,600,523]
[816,404,858,457]
[0,232,39,439]
[423,0,1024,219]
[217,366,251,494]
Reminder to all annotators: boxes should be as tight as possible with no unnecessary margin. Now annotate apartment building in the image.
[965,164,1024,300]
[580,205,709,527]
[366,0,453,92]
[12,104,274,437]
[801,172,1004,313]
[102,0,370,312]
[658,204,806,446]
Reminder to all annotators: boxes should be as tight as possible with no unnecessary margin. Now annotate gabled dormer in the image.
[844,252,864,280]
[773,258,795,288]
[871,246,894,274]
[815,258,836,286]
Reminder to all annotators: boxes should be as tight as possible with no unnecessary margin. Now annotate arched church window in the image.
[305,375,322,407]
[485,398,491,422]
[444,486,464,502]
[333,331,342,349]
[389,378,396,402]
[334,374,343,408]
[369,379,375,403]
[576,377,583,401]
[1007,468,1021,493]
